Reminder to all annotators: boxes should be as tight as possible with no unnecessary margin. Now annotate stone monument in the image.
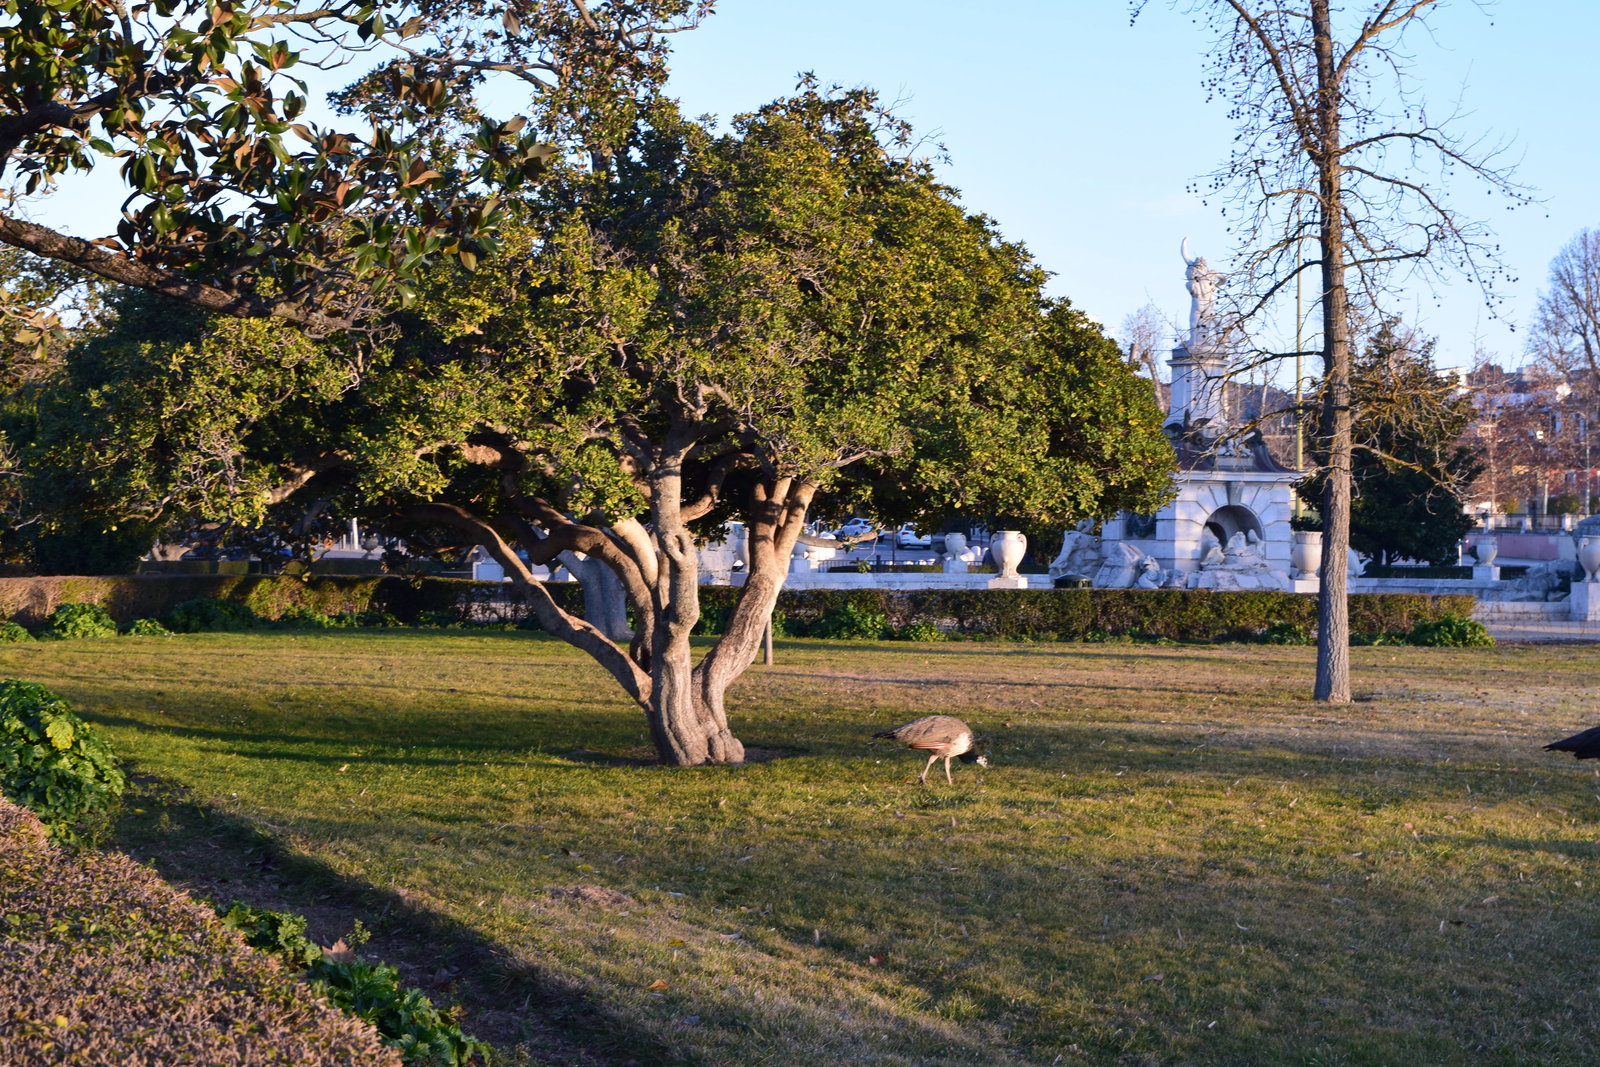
[1089,242,1303,592]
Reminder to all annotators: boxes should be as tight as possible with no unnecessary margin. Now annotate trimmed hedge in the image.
[0,575,576,629]
[0,575,1473,644]
[0,798,401,1067]
[698,586,1475,643]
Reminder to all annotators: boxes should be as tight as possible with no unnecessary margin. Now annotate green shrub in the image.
[44,602,118,639]
[0,621,33,642]
[218,900,489,1066]
[217,900,324,968]
[693,601,734,636]
[277,607,338,630]
[346,609,402,628]
[163,597,261,633]
[1350,630,1407,646]
[1406,613,1494,648]
[0,679,125,846]
[122,617,173,637]
[891,621,947,642]
[811,602,889,640]
[1258,621,1313,646]
[310,956,487,1066]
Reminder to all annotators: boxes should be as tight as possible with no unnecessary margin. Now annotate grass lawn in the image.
[5,631,1600,1065]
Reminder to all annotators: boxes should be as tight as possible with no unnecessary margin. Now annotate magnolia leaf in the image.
[45,719,75,750]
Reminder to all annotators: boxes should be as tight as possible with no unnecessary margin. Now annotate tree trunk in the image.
[560,550,632,642]
[659,475,814,766]
[641,453,746,766]
[643,541,746,765]
[1312,0,1351,704]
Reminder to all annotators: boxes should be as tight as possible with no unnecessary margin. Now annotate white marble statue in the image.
[1181,238,1223,349]
[1048,523,1102,579]
[1188,528,1286,591]
[1093,541,1173,589]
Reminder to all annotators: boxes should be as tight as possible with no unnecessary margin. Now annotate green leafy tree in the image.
[1298,321,1481,566]
[30,86,1175,765]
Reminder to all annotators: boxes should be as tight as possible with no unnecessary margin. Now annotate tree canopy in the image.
[0,0,729,334]
[1298,320,1480,567]
[28,81,1175,764]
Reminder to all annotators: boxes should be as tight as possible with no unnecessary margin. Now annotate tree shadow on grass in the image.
[112,771,679,1067]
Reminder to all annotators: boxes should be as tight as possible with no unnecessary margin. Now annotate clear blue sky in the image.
[662,1,1598,373]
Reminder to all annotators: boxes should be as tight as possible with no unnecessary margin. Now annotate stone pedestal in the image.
[1472,564,1501,583]
[1290,577,1320,594]
[986,575,1028,590]
[942,556,967,575]
[1570,581,1600,621]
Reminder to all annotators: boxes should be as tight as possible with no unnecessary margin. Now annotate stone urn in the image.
[1290,529,1322,578]
[990,530,1028,580]
[944,531,968,558]
[1580,536,1600,583]
[1473,538,1498,567]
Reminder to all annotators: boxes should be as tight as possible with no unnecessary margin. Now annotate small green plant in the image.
[1406,613,1494,648]
[277,607,338,630]
[218,900,488,1065]
[0,678,126,846]
[1258,621,1313,646]
[122,617,173,637]
[163,597,260,633]
[43,602,118,639]
[1350,630,1407,646]
[892,621,947,642]
[811,602,888,640]
[349,610,403,628]
[217,900,324,968]
[0,621,34,642]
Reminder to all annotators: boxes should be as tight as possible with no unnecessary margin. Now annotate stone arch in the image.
[1202,504,1264,554]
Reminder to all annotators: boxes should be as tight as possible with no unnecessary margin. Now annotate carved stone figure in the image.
[1048,523,1102,580]
[1188,527,1286,591]
[1093,541,1161,589]
[1182,238,1223,347]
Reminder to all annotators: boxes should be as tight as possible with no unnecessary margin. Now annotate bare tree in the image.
[1526,228,1600,506]
[1119,302,1172,404]
[1135,0,1528,702]
[1528,229,1600,378]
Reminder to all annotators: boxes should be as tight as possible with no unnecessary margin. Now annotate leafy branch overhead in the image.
[0,0,718,335]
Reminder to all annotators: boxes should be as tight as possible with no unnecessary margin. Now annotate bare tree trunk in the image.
[1312,0,1351,703]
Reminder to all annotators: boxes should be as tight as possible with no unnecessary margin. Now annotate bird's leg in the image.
[944,756,954,785]
[921,754,937,786]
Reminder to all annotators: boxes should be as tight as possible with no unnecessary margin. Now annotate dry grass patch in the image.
[1,633,1598,1064]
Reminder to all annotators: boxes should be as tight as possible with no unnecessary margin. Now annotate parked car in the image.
[834,517,877,539]
[894,524,932,550]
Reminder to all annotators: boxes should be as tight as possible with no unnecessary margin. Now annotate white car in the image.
[834,517,876,539]
[894,524,932,550]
